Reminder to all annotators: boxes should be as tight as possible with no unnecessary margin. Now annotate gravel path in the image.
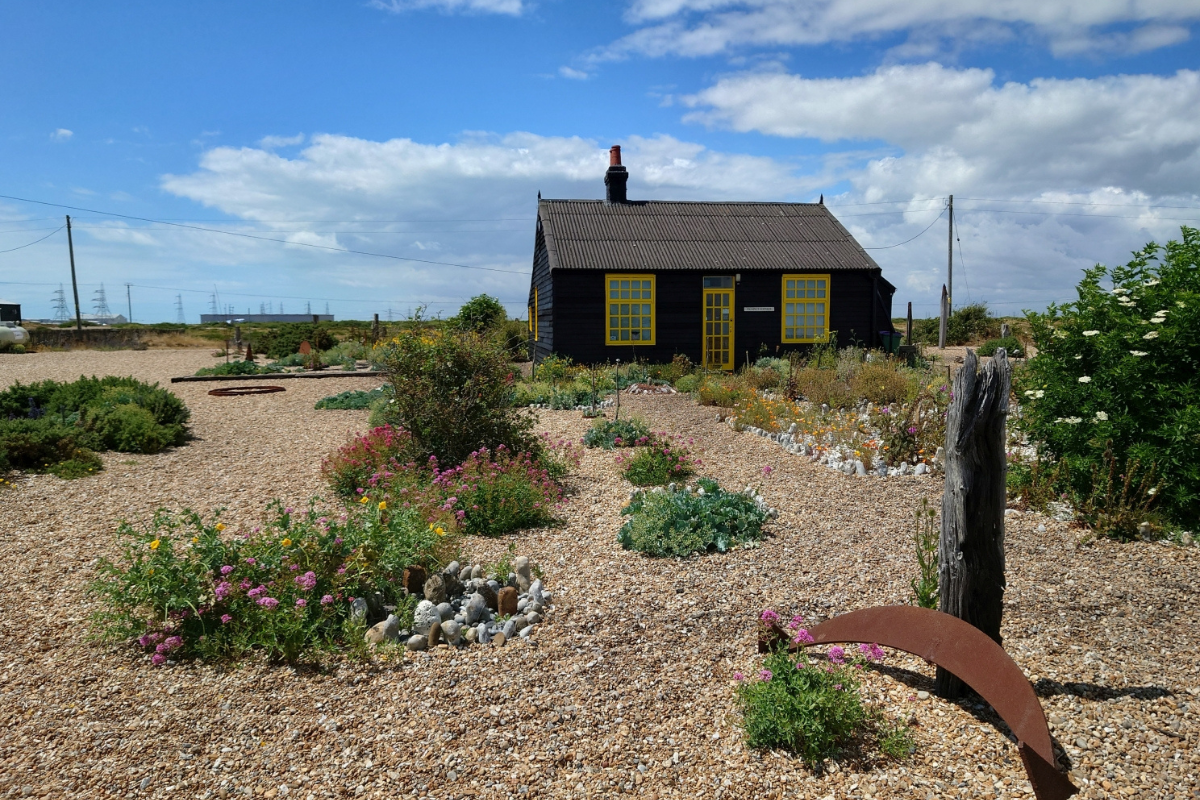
[0,350,1196,800]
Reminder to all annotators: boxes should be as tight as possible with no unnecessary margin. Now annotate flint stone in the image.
[445,560,461,578]
[424,575,447,604]
[465,593,488,625]
[406,634,427,651]
[471,564,483,580]
[428,620,442,648]
[364,614,400,645]
[441,620,462,645]
[525,611,542,625]
[477,624,490,644]
[477,583,499,611]
[519,626,534,639]
[463,627,478,644]
[497,586,519,616]
[514,556,532,592]
[854,460,868,477]
[413,600,440,635]
[914,463,929,475]
[899,461,911,475]
[509,614,527,631]
[526,602,542,615]
[349,597,368,625]
[402,565,427,596]
[528,579,545,605]
[502,619,517,639]
[517,598,529,613]
[492,631,507,647]
[436,602,454,621]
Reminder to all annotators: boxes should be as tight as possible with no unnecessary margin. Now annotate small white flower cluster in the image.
[1055,416,1083,425]
[1150,309,1169,324]
[1130,350,1149,357]
[1078,376,1092,383]
[1083,330,1100,336]
[1144,331,1160,340]
[1094,411,1109,422]
[1023,389,1046,399]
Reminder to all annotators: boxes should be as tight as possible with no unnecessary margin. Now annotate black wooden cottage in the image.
[527,146,895,369]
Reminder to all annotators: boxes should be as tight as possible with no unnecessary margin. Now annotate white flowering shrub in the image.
[1018,226,1200,525]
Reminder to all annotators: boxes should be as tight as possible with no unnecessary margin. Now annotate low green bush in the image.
[618,478,771,557]
[618,435,697,486]
[194,360,280,377]
[254,323,337,360]
[89,499,460,665]
[582,416,650,449]
[976,336,1025,358]
[674,373,701,393]
[696,377,747,407]
[315,386,391,410]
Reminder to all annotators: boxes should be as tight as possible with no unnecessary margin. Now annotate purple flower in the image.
[828,646,846,665]
[859,642,885,662]
[733,671,745,682]
[759,669,773,681]
[320,595,334,605]
[294,571,317,591]
[163,636,183,651]
[219,565,234,575]
[244,558,256,565]
[284,507,293,514]
[759,609,780,625]
[214,581,232,600]
[151,653,166,666]
[295,598,307,608]
[834,684,843,691]
[792,628,815,645]
[907,426,918,435]
[257,597,279,609]
[247,585,265,599]
[334,537,343,545]
[787,614,803,631]
[762,465,773,475]
[137,634,152,648]
[220,614,233,624]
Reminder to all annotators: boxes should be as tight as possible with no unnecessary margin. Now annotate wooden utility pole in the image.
[125,283,132,324]
[66,215,82,331]
[947,194,954,317]
[935,347,1011,699]
[906,301,913,344]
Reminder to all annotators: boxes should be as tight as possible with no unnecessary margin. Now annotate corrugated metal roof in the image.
[538,200,880,272]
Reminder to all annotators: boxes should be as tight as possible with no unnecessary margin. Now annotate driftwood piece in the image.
[936,347,1011,698]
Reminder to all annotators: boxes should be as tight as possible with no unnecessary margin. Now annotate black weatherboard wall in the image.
[527,146,896,367]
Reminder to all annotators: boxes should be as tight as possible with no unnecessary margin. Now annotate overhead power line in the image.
[0,224,64,254]
[862,206,947,250]
[0,194,529,276]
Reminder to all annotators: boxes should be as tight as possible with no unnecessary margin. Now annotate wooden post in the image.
[372,313,380,344]
[936,348,1011,699]
[906,302,913,344]
[938,285,948,350]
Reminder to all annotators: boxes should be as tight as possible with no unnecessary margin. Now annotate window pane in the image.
[620,280,629,290]
[642,304,651,315]
[610,331,619,341]
[610,304,619,314]
[620,304,629,315]
[610,317,619,330]
[816,315,824,326]
[642,316,651,328]
[816,289,826,298]
[610,289,619,299]
[631,317,640,329]
[642,281,651,291]
[621,330,630,340]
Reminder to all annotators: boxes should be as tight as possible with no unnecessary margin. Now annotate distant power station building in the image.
[199,313,335,323]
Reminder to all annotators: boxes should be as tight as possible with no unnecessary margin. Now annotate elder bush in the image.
[1018,227,1200,526]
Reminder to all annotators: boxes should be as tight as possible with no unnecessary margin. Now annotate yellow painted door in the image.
[703,289,734,370]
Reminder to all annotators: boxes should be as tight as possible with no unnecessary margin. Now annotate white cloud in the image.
[559,66,590,80]
[602,0,1197,59]
[50,128,73,141]
[368,0,525,15]
[258,133,305,149]
[685,64,1200,198]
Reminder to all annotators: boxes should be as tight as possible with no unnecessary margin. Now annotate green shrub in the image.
[533,354,575,383]
[315,386,391,410]
[697,377,746,407]
[497,319,530,361]
[796,368,854,408]
[455,294,506,333]
[89,499,459,665]
[908,304,1001,346]
[674,373,700,393]
[1019,226,1200,525]
[976,336,1025,358]
[744,366,783,391]
[582,416,650,449]
[82,404,175,454]
[618,435,697,486]
[254,323,337,360]
[374,329,537,464]
[0,418,98,473]
[733,394,782,432]
[646,354,695,384]
[618,478,770,557]
[849,361,912,405]
[871,381,950,466]
[321,424,419,498]
[738,643,869,766]
[194,360,280,377]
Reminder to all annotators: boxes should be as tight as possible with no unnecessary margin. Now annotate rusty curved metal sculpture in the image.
[208,385,286,397]
[760,606,1077,800]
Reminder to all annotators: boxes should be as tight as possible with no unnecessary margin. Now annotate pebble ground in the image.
[0,350,1196,800]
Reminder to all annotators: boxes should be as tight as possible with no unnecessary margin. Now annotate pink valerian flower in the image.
[787,614,803,631]
[151,653,166,666]
[247,585,266,599]
[257,597,279,609]
[733,672,745,682]
[220,614,233,624]
[762,465,773,475]
[244,558,256,565]
[283,507,293,514]
[834,684,843,691]
[239,579,251,590]
[219,565,234,575]
[320,595,334,605]
[294,571,317,591]
[828,646,846,665]
[214,581,232,601]
[295,599,307,608]
[759,609,780,625]
[792,628,815,645]
[858,642,885,662]
[759,669,773,681]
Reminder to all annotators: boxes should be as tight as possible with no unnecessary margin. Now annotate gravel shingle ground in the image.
[0,349,1196,800]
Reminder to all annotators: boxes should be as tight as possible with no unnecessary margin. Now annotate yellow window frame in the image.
[781,273,830,343]
[605,273,656,346]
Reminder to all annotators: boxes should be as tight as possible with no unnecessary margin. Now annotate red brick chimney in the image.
[605,145,628,203]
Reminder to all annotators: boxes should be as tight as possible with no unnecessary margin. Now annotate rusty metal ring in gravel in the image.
[207,386,287,397]
[761,606,1078,800]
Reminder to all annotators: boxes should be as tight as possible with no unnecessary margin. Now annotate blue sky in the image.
[2,0,1198,322]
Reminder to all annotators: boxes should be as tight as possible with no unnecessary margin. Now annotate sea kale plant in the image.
[618,478,773,557]
[90,499,460,665]
[581,416,650,449]
[1018,226,1200,528]
[739,610,913,766]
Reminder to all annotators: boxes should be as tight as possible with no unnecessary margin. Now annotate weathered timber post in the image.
[936,347,1011,699]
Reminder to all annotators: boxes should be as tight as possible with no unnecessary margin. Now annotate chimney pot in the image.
[609,145,622,166]
[604,145,628,204]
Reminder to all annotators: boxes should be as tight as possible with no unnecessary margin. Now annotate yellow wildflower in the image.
[215,523,226,532]
[149,539,160,550]
[191,537,199,544]
[360,496,370,504]
[378,501,387,511]
[435,527,445,536]
[281,538,292,547]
